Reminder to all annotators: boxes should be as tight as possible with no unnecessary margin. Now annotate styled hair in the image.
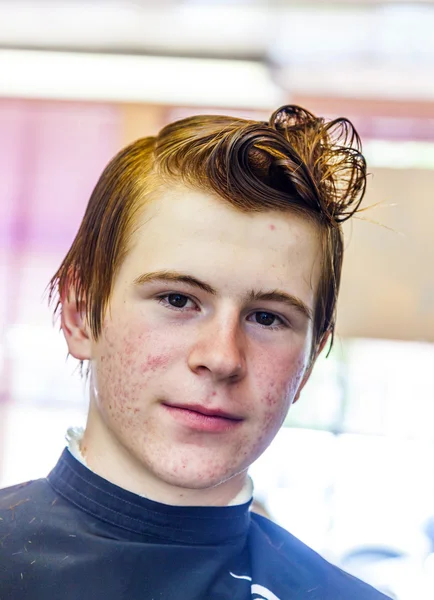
[49,105,367,358]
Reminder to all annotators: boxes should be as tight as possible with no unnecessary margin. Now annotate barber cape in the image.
[0,449,389,600]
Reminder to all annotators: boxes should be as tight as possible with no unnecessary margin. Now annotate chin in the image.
[154,461,236,491]
[163,470,227,490]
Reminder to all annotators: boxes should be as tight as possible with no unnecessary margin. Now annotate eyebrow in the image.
[133,270,312,321]
[133,270,216,294]
[248,290,313,321]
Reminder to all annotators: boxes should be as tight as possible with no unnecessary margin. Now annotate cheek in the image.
[255,352,308,414]
[233,358,308,469]
[93,321,173,414]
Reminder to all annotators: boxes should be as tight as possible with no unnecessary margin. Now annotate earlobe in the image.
[61,290,92,361]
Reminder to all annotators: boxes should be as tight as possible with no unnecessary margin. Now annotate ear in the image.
[60,288,92,361]
[293,331,331,404]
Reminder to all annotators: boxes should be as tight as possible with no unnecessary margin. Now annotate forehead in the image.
[124,185,322,302]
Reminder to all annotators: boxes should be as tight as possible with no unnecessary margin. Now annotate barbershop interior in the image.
[1,1,434,597]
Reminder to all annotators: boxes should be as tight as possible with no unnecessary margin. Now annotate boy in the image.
[0,105,389,599]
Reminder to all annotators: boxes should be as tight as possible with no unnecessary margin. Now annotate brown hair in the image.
[49,105,366,359]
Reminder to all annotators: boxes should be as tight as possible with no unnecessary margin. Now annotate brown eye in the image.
[255,312,276,327]
[168,294,188,308]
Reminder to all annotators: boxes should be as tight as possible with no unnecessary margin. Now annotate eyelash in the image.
[157,293,198,311]
[156,293,288,330]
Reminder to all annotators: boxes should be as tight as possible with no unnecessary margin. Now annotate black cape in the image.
[0,449,389,599]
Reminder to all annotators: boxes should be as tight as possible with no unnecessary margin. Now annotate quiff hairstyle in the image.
[49,105,367,359]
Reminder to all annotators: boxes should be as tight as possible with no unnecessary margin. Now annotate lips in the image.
[163,402,242,421]
[163,402,243,433]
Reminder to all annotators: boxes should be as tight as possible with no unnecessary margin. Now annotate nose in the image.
[187,316,247,383]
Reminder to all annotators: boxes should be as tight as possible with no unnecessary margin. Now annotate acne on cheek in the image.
[140,354,171,373]
[102,322,170,371]
[262,378,280,407]
[257,359,306,410]
[274,349,307,387]
[264,391,278,407]
[96,324,172,420]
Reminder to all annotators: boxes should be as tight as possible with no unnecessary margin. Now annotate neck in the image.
[74,402,252,507]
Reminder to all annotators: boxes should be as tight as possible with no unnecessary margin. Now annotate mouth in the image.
[164,403,242,420]
[162,402,243,433]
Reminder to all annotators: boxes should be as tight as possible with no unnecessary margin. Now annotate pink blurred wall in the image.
[0,99,122,407]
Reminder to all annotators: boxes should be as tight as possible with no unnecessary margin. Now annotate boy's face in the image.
[67,185,322,500]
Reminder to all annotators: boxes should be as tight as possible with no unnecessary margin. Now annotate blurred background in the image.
[0,1,434,597]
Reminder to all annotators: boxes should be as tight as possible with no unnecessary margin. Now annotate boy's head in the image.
[50,106,366,503]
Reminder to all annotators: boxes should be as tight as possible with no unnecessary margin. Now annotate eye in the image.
[167,293,189,308]
[157,293,197,311]
[250,311,285,328]
[255,311,277,327]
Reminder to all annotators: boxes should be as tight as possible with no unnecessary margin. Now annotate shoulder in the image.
[0,479,56,531]
[249,513,390,599]
[0,478,55,512]
[0,478,62,543]
[0,479,48,510]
